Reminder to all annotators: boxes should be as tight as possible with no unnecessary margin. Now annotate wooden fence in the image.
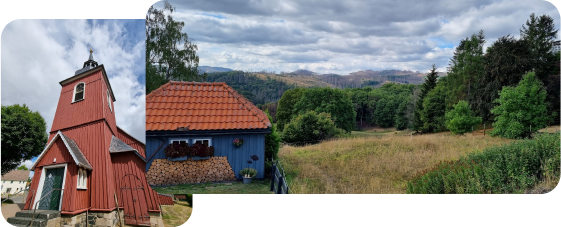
[270,160,289,194]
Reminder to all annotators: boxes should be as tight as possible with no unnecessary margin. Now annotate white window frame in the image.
[72,82,86,103]
[193,138,212,146]
[77,168,87,190]
[33,163,67,211]
[106,90,112,112]
[169,139,189,146]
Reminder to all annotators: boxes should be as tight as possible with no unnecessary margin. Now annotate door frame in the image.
[33,163,67,211]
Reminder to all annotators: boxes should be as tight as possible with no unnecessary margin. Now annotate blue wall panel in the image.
[145,132,265,179]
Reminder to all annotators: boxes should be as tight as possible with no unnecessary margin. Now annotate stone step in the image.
[15,210,61,219]
[9,224,28,227]
[6,216,48,227]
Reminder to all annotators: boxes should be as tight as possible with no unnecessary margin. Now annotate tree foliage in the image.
[281,111,341,145]
[17,165,29,171]
[420,81,448,133]
[446,30,486,108]
[490,72,550,139]
[474,35,532,121]
[445,100,482,135]
[413,64,439,131]
[146,0,205,94]
[276,87,306,131]
[294,87,356,133]
[1,104,48,174]
[520,13,559,81]
[264,110,280,161]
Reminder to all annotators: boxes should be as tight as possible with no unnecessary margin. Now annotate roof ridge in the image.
[221,83,270,128]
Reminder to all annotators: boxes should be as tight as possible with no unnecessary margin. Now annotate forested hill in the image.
[202,69,444,105]
[202,71,296,105]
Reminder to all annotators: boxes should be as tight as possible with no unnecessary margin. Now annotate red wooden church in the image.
[20,50,163,226]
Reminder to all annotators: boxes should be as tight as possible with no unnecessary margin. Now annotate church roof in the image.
[109,135,146,162]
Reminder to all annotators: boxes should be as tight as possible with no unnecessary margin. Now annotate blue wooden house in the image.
[145,81,271,186]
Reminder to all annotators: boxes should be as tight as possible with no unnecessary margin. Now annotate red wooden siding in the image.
[61,163,90,212]
[100,74,117,135]
[116,128,146,158]
[51,70,105,133]
[54,121,117,210]
[111,152,160,212]
[23,168,42,210]
[35,138,74,168]
[158,194,174,206]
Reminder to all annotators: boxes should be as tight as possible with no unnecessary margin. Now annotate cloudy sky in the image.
[156,0,560,74]
[1,19,145,170]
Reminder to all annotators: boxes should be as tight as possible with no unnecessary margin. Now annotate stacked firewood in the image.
[147,157,237,185]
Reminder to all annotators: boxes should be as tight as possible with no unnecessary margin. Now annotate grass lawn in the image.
[280,130,513,193]
[161,200,192,227]
[152,180,273,194]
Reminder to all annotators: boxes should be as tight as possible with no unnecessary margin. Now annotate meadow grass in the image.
[279,131,512,193]
[152,180,272,194]
[161,200,192,227]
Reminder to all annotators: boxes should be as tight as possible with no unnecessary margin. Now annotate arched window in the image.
[77,168,87,189]
[73,82,85,102]
[107,90,112,112]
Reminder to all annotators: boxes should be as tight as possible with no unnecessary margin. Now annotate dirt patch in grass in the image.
[161,200,192,227]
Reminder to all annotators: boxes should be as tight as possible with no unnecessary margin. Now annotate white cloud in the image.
[162,0,559,75]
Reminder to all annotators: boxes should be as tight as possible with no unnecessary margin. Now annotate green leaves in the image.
[281,110,341,145]
[146,0,206,94]
[445,100,482,135]
[1,104,48,174]
[490,72,550,139]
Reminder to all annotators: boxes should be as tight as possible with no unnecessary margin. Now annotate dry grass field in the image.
[279,131,513,194]
[161,200,192,227]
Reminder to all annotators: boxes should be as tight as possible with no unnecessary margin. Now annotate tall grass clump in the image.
[407,132,560,193]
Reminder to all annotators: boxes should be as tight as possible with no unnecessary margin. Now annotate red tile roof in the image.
[146,81,271,131]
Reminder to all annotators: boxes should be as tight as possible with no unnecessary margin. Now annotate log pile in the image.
[147,156,237,186]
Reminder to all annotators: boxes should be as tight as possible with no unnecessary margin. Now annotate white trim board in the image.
[32,163,67,211]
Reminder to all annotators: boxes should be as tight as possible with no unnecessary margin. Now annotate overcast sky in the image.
[1,19,146,170]
[156,0,560,74]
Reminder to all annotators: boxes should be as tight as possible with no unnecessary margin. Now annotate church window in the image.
[73,82,85,102]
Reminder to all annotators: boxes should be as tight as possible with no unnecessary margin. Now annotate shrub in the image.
[264,110,281,177]
[406,132,560,193]
[445,100,482,135]
[185,194,193,207]
[281,110,341,145]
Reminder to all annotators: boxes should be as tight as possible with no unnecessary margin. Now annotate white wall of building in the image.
[1,180,27,195]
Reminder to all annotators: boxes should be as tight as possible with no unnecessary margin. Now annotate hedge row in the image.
[406,133,560,194]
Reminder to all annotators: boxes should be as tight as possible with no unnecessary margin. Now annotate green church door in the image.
[38,167,65,210]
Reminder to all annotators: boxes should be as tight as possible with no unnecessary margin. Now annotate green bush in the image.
[185,194,193,207]
[406,132,560,194]
[264,110,281,178]
[445,100,482,135]
[281,110,341,145]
